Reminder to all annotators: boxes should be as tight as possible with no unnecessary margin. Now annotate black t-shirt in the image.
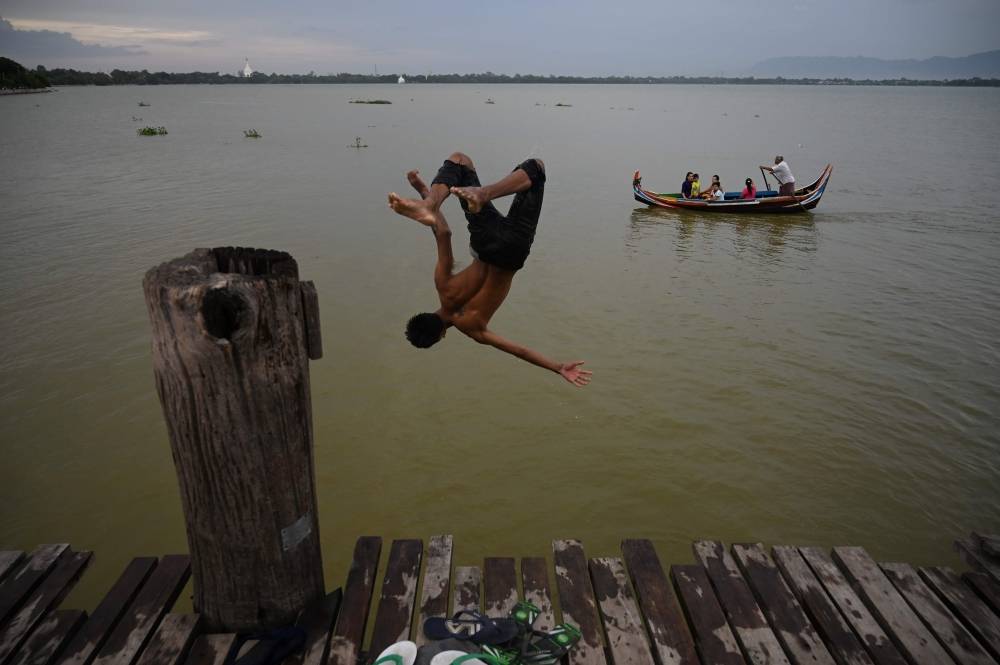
[681,180,692,197]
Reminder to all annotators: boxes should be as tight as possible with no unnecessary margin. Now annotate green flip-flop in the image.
[519,623,582,665]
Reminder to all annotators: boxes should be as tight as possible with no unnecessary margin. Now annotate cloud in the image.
[0,17,147,58]
[7,18,219,47]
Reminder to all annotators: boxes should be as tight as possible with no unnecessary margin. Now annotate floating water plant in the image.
[137,126,168,136]
[349,137,368,148]
[349,99,392,104]
[243,129,262,138]
[138,101,150,107]
[485,98,495,104]
[555,102,573,107]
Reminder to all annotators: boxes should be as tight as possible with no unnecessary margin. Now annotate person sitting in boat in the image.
[681,172,694,198]
[759,155,796,196]
[691,173,702,198]
[741,177,757,200]
[700,175,723,200]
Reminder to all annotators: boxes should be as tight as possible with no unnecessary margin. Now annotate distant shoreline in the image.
[0,87,52,95]
[33,68,1000,88]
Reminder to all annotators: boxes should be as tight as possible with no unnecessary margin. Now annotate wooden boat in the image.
[633,164,833,213]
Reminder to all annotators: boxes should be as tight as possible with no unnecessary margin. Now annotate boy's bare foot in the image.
[388,192,437,227]
[407,170,430,199]
[450,186,488,213]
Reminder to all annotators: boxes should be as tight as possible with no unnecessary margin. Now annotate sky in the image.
[1,0,999,76]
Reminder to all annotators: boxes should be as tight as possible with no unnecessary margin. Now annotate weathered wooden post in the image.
[143,247,325,632]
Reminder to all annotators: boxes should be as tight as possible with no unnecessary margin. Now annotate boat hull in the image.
[633,164,833,214]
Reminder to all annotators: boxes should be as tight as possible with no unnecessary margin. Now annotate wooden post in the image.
[143,247,324,632]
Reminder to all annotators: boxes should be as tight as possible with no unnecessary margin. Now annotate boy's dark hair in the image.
[686,171,693,177]
[405,312,445,348]
[693,173,699,179]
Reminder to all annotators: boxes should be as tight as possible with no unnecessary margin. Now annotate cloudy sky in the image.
[1,0,998,76]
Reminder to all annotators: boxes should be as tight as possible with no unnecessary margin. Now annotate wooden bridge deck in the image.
[1,533,999,665]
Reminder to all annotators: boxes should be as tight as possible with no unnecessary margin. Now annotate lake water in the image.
[1,84,998,610]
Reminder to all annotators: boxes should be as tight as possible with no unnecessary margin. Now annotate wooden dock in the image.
[2,533,999,665]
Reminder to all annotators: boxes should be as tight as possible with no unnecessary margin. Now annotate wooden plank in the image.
[798,548,904,665]
[552,540,606,665]
[0,550,92,662]
[288,589,343,665]
[589,557,655,665]
[620,539,697,665]
[9,609,86,665]
[692,540,790,665]
[415,535,453,646]
[0,554,24,585]
[731,544,835,665]
[367,539,422,662]
[919,566,1000,660]
[830,547,953,665]
[521,558,556,633]
[670,564,744,665]
[92,554,191,665]
[134,614,200,665]
[452,567,481,614]
[328,537,382,665]
[484,558,518,620]
[771,547,879,665]
[971,533,1000,559]
[183,635,237,665]
[60,557,159,665]
[956,538,1000,583]
[964,572,1000,615]
[0,545,69,626]
[881,563,992,665]
[300,281,323,360]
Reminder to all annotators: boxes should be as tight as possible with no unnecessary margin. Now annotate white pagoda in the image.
[397,75,406,84]
[242,58,254,78]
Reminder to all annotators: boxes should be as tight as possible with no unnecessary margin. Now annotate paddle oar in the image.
[759,166,773,192]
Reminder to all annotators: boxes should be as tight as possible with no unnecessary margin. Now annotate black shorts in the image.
[431,158,545,272]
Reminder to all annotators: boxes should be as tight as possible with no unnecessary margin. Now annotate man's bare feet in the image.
[406,170,430,199]
[450,186,488,213]
[388,192,438,227]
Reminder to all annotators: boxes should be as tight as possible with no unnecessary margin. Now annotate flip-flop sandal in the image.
[373,641,418,665]
[519,624,582,665]
[424,611,519,645]
[509,601,541,629]
[429,649,516,665]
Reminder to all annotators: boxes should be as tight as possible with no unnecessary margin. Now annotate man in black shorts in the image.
[387,151,591,386]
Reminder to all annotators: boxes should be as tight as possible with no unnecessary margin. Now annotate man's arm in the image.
[470,328,592,387]
[431,215,455,291]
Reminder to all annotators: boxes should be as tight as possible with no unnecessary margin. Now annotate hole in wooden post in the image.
[202,288,246,341]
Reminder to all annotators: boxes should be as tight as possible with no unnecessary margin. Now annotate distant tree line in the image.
[0,57,50,88]
[25,65,1000,87]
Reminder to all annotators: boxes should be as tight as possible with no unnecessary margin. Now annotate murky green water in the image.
[1,84,998,610]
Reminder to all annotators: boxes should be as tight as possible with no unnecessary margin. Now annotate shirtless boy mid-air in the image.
[387,151,591,387]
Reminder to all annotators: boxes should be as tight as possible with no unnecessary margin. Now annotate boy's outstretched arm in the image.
[469,328,592,387]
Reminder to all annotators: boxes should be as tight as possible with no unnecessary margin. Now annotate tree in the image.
[0,57,50,89]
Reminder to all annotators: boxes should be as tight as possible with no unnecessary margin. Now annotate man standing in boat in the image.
[387,151,592,387]
[760,155,796,196]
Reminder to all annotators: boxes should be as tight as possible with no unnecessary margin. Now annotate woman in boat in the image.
[681,172,694,198]
[740,177,757,200]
